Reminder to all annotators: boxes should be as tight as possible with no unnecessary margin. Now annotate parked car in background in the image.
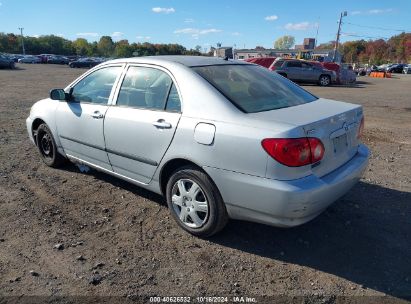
[403,65,411,74]
[38,54,55,63]
[271,59,336,86]
[47,55,70,65]
[0,54,15,69]
[18,55,42,64]
[68,58,102,68]
[386,64,406,73]
[67,55,80,62]
[26,56,368,236]
[8,54,25,62]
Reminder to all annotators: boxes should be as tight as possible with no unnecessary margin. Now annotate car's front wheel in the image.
[35,123,66,168]
[166,167,228,237]
[319,75,331,86]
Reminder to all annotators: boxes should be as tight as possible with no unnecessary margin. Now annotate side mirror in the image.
[50,89,67,101]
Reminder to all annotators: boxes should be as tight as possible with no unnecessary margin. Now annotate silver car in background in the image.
[272,59,337,86]
[26,56,369,237]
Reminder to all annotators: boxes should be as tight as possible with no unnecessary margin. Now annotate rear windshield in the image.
[192,64,317,113]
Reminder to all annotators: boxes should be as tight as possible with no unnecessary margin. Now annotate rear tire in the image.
[319,75,331,86]
[35,123,66,168]
[166,166,228,237]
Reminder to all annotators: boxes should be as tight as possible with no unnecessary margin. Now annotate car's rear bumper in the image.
[204,144,369,227]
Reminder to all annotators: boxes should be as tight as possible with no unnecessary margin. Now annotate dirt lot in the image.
[0,64,410,303]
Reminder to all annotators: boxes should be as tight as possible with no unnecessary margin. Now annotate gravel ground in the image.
[0,64,410,303]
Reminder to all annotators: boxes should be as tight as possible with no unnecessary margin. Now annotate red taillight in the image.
[261,138,325,167]
[357,116,365,140]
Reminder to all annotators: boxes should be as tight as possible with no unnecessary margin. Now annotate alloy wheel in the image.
[171,179,209,228]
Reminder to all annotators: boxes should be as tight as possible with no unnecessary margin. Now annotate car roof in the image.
[107,55,249,67]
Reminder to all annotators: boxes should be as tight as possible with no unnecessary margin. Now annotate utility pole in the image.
[314,17,320,49]
[18,27,26,55]
[333,11,347,62]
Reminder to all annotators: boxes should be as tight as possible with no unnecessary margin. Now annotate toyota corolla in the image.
[26,56,369,237]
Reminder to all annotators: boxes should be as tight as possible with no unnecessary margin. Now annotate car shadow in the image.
[210,181,411,300]
[59,163,411,299]
[60,162,165,205]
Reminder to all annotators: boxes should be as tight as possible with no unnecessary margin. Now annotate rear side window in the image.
[192,64,317,113]
[117,66,174,110]
[165,83,181,112]
[301,62,312,69]
[287,61,302,68]
[273,60,284,68]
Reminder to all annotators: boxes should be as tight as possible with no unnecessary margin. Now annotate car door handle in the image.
[91,111,104,119]
[152,119,172,129]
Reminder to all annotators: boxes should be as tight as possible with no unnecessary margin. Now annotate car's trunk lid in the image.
[248,98,363,177]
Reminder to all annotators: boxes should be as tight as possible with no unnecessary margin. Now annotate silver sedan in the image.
[26,56,369,237]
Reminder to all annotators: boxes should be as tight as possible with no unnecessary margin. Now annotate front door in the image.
[56,65,123,170]
[104,66,182,184]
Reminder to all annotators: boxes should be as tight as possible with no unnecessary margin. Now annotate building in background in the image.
[234,48,342,63]
[214,47,233,58]
[231,37,341,62]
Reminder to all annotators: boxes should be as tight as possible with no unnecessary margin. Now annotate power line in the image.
[341,32,390,40]
[343,22,407,32]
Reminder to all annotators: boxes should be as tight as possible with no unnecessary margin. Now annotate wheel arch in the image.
[31,118,46,144]
[159,158,221,199]
[319,74,331,80]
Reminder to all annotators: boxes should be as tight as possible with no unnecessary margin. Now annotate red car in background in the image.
[245,57,277,69]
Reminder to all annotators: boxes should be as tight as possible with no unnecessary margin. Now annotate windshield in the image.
[192,64,318,113]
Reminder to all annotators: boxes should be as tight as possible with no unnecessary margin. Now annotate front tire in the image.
[319,75,331,86]
[166,167,228,237]
[35,123,66,168]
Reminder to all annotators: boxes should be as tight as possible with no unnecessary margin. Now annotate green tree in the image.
[97,36,114,57]
[72,38,91,56]
[114,40,133,58]
[274,35,295,49]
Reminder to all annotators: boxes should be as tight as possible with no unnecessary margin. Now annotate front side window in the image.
[117,66,175,111]
[71,66,122,104]
[192,64,317,113]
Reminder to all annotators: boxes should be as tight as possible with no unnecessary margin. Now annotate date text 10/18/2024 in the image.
[149,296,257,303]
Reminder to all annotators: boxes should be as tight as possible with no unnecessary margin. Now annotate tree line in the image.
[0,33,202,57]
[1,32,410,64]
[316,32,411,65]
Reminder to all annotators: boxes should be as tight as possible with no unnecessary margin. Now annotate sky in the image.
[1,0,410,51]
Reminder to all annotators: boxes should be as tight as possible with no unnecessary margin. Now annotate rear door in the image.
[285,60,303,80]
[301,62,318,81]
[56,65,123,170]
[103,65,182,184]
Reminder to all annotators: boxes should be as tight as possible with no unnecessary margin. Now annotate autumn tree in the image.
[274,36,295,49]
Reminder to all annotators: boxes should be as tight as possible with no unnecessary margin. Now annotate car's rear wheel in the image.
[35,123,66,168]
[319,75,331,86]
[9,62,15,69]
[166,167,228,237]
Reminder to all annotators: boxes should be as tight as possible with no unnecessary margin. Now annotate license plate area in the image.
[333,133,348,154]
